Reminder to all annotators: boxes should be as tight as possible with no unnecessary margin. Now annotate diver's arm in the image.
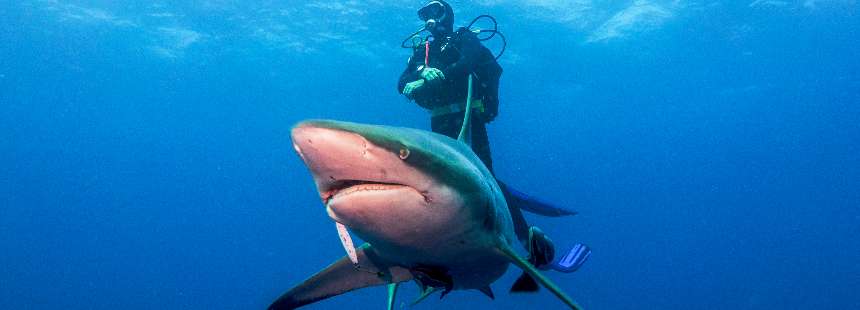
[398,54,424,94]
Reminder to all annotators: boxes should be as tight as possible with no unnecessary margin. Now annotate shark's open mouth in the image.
[322,180,410,205]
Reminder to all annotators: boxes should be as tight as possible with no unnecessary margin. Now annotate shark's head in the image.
[291,120,508,257]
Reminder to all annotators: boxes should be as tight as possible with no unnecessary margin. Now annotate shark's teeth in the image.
[333,183,405,198]
[323,180,408,205]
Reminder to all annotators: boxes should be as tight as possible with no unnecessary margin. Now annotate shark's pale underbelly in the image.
[354,218,511,289]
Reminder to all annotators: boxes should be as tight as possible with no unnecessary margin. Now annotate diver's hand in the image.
[420,67,445,82]
[402,79,425,99]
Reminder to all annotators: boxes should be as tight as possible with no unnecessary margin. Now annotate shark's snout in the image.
[290,122,444,242]
[291,124,371,199]
[291,124,371,172]
[290,122,428,205]
[291,125,362,161]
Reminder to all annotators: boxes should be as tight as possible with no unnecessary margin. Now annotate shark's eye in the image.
[398,148,410,160]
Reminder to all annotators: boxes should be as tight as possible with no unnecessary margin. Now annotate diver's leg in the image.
[471,120,537,247]
[430,114,461,139]
[471,120,494,174]
[471,121,535,245]
[499,181,556,268]
[499,182,531,245]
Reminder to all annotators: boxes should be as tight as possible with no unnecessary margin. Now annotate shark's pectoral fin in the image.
[268,243,413,310]
[497,244,584,310]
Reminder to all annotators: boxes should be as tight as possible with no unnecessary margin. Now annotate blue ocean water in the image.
[2,1,859,309]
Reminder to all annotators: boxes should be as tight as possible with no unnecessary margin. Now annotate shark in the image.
[269,119,584,309]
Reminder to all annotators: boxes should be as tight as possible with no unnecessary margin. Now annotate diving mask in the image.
[418,1,447,31]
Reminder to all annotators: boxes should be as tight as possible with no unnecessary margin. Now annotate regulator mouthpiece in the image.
[425,19,438,31]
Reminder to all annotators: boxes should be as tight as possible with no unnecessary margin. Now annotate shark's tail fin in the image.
[498,181,577,217]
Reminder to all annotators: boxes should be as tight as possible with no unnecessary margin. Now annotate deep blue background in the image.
[2,1,859,309]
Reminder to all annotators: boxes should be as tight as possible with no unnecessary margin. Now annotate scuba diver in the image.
[398,0,501,173]
[397,0,590,289]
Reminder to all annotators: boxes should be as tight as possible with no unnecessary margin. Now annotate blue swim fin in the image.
[551,243,591,273]
[498,181,577,217]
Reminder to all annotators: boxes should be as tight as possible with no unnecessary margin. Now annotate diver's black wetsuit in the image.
[398,29,502,173]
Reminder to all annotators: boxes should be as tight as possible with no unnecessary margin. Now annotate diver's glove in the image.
[402,79,425,100]
[420,67,445,82]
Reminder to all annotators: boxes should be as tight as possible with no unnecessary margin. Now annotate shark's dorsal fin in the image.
[268,243,413,310]
[456,74,475,145]
[497,244,584,310]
